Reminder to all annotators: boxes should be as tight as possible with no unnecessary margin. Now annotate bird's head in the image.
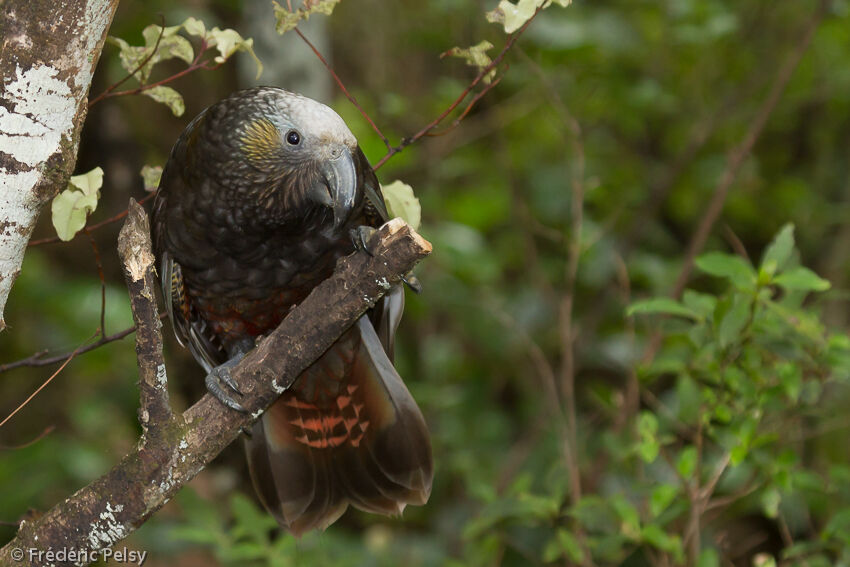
[203,87,363,229]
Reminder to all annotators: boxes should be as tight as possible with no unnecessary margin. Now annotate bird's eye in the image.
[286,130,301,145]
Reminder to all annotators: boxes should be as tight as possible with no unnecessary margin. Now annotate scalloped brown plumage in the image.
[151,87,432,535]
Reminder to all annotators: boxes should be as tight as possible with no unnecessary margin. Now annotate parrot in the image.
[150,86,433,535]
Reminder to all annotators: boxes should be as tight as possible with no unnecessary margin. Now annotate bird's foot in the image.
[350,225,379,256]
[205,353,247,413]
[351,225,422,293]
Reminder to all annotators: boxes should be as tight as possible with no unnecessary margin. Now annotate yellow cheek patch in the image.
[240,118,281,161]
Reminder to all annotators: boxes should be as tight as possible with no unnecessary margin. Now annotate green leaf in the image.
[682,290,717,319]
[761,223,795,274]
[182,17,206,37]
[485,0,572,34]
[626,297,701,320]
[108,24,194,84]
[695,252,756,290]
[51,167,104,241]
[142,24,194,66]
[649,484,678,517]
[697,548,720,567]
[168,525,221,545]
[443,41,496,84]
[272,0,342,34]
[730,417,756,466]
[205,27,263,79]
[220,542,267,561]
[717,293,751,348]
[611,496,641,539]
[760,487,781,519]
[140,165,163,192]
[142,85,185,116]
[636,411,660,463]
[824,509,850,545]
[676,446,698,478]
[107,36,148,80]
[486,0,539,34]
[676,375,701,423]
[773,267,830,292]
[230,493,277,541]
[641,524,683,561]
[381,180,421,230]
[778,363,802,402]
[543,528,585,563]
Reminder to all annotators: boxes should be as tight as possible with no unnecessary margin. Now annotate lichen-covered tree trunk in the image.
[0,0,120,331]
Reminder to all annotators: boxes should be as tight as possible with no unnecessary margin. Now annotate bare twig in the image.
[722,224,750,262]
[87,14,167,108]
[426,74,505,137]
[88,38,219,107]
[29,193,155,247]
[372,6,545,170]
[0,324,140,374]
[293,27,392,150]
[523,45,594,564]
[0,426,56,451]
[0,338,93,429]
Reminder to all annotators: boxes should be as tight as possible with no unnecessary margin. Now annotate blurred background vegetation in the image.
[3,0,850,565]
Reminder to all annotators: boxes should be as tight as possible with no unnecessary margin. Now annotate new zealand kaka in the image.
[150,87,433,535]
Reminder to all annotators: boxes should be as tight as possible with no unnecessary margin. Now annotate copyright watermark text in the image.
[9,546,147,565]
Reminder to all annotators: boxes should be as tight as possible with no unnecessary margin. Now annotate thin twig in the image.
[546,67,586,512]
[0,425,56,451]
[527,46,593,564]
[89,38,219,106]
[722,224,750,262]
[426,74,505,137]
[372,6,545,170]
[87,14,167,108]
[29,193,155,247]
[293,27,392,150]
[0,322,145,374]
[0,337,93,429]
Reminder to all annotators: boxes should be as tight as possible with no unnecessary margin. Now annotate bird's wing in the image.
[151,128,227,373]
[245,315,432,535]
[159,251,224,373]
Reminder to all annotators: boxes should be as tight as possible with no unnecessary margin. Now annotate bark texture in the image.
[0,0,119,330]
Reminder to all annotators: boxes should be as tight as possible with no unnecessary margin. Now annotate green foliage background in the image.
[3,1,850,566]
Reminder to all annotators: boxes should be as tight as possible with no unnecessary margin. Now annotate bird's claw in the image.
[350,225,379,256]
[205,354,247,413]
[351,225,422,293]
[402,273,422,293]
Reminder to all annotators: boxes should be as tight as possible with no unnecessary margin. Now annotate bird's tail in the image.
[244,316,433,536]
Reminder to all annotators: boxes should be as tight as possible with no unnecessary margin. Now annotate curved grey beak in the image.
[313,146,357,228]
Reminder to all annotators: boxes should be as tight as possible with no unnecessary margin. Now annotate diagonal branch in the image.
[0,205,431,567]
